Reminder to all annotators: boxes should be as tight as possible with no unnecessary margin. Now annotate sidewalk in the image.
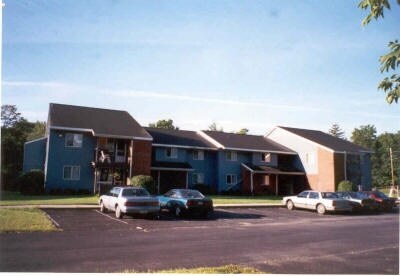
[0,203,284,209]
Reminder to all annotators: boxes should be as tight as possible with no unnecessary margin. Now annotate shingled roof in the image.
[278,126,371,153]
[48,103,152,140]
[202,131,296,154]
[145,127,217,149]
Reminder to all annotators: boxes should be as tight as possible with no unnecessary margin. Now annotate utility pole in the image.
[389,147,398,198]
[390,147,395,187]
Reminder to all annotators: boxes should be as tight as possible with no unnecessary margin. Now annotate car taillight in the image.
[332,201,337,206]
[186,200,195,207]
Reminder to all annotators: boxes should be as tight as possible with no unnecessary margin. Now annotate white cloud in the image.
[2,81,67,88]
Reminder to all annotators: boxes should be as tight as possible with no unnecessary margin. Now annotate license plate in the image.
[198,202,203,205]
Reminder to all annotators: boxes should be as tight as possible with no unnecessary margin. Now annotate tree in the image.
[328,123,345,139]
[1,105,47,191]
[358,0,400,104]
[208,122,223,132]
[148,119,179,130]
[1,105,22,128]
[351,124,377,150]
[27,121,46,141]
[235,128,249,135]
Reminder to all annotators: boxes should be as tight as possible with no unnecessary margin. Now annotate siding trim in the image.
[24,137,47,145]
[50,126,153,141]
[150,167,194,172]
[152,143,217,151]
[224,147,297,155]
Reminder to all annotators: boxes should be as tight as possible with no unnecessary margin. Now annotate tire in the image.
[175,206,182,218]
[286,200,294,211]
[100,201,106,213]
[115,205,123,219]
[316,204,326,215]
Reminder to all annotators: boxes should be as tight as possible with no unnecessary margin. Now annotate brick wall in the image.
[306,148,336,192]
[132,140,152,176]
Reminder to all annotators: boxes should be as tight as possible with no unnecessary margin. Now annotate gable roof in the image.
[145,127,217,150]
[277,126,372,153]
[48,103,152,140]
[202,130,296,154]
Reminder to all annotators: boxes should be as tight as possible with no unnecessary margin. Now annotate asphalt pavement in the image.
[0,207,398,274]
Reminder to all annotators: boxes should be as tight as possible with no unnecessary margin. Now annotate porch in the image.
[151,161,194,194]
[241,163,305,196]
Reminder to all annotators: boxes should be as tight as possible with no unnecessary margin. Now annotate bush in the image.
[192,184,216,195]
[337,180,357,192]
[130,175,155,194]
[17,170,45,195]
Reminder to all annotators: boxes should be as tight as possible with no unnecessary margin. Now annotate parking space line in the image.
[94,210,129,224]
[45,213,61,228]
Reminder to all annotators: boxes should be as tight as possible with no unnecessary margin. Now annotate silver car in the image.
[99,186,160,219]
[282,190,353,214]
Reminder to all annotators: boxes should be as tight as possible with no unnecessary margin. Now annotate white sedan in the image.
[282,190,353,214]
[99,186,160,219]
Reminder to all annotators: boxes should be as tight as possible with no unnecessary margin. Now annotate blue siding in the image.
[187,150,218,190]
[217,151,251,192]
[46,130,95,192]
[361,153,372,190]
[23,138,47,172]
[251,152,278,167]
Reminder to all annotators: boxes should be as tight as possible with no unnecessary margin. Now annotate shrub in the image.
[337,180,357,192]
[130,175,156,194]
[17,170,45,195]
[192,184,216,195]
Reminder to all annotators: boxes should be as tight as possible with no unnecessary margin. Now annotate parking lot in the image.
[0,207,399,274]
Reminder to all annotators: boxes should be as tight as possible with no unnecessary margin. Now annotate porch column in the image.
[157,170,161,194]
[186,172,189,189]
[129,140,133,179]
[250,172,254,195]
[344,151,347,181]
[275,175,279,195]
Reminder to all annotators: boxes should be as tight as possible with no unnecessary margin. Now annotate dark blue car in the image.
[158,189,213,218]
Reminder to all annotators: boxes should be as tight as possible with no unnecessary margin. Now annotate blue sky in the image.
[2,0,399,137]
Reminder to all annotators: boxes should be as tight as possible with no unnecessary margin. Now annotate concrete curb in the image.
[0,203,284,209]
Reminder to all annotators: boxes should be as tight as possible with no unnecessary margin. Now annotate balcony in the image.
[92,148,129,169]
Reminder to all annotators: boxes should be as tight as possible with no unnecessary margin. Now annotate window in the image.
[309,192,319,199]
[65,133,83,148]
[226,174,237,185]
[63,166,80,180]
[193,150,204,160]
[262,153,271,163]
[226,151,237,161]
[165,147,178,158]
[305,152,315,165]
[297,191,309,198]
[192,173,204,185]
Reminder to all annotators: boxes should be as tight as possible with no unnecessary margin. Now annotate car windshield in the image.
[321,192,338,199]
[122,188,150,197]
[180,190,204,199]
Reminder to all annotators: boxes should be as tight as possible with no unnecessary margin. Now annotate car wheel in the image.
[100,201,106,213]
[175,206,182,217]
[316,204,326,215]
[286,200,295,210]
[115,205,123,219]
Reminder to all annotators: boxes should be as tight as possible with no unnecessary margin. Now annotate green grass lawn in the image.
[0,191,281,205]
[124,264,264,274]
[210,195,282,204]
[0,191,99,206]
[0,208,58,233]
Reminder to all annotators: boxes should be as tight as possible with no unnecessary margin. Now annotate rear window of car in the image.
[122,188,150,197]
[321,192,338,199]
[180,190,204,199]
